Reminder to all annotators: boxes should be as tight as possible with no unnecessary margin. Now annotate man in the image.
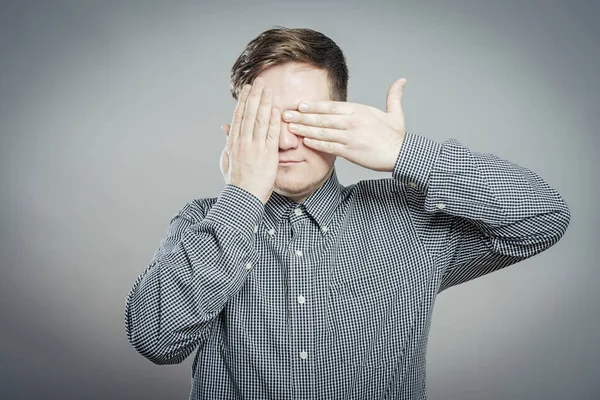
[125,27,570,399]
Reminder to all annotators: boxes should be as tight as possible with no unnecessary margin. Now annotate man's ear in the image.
[221,124,231,136]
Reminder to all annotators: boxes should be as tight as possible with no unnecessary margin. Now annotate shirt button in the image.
[299,351,308,360]
[297,295,306,304]
[294,208,302,216]
[436,203,446,210]
[245,262,253,270]
[295,249,303,257]
[408,182,417,188]
[321,226,328,234]
[268,228,275,236]
[253,225,258,233]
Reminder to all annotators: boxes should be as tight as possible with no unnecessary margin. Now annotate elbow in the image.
[494,201,571,259]
[137,343,187,366]
[127,325,188,366]
[547,197,571,246]
[528,202,572,255]
[125,308,188,366]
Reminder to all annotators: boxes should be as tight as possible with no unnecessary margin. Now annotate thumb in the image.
[386,78,407,115]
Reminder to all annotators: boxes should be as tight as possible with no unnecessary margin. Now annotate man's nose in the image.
[278,122,301,150]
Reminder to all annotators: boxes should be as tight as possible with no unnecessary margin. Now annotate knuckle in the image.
[249,88,261,98]
[241,118,254,131]
[260,93,271,104]
[255,117,266,129]
[231,134,244,147]
[234,142,247,154]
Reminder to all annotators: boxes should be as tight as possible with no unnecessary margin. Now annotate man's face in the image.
[256,62,336,203]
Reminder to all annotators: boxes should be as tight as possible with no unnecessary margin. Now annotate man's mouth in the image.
[279,160,303,164]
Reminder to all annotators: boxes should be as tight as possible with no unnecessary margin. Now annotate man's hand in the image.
[281,78,408,173]
[220,77,281,205]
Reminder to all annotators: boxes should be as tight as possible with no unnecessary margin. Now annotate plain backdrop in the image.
[1,0,598,399]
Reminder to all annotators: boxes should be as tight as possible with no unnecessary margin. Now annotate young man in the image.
[125,27,570,399]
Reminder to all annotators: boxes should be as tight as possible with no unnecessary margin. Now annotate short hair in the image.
[230,26,349,102]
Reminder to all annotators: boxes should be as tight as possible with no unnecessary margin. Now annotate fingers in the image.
[228,78,279,150]
[266,107,280,149]
[253,87,273,140]
[292,101,353,115]
[230,85,250,140]
[283,112,349,130]
[240,77,265,139]
[288,124,346,144]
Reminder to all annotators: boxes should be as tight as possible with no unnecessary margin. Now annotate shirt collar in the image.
[265,165,344,230]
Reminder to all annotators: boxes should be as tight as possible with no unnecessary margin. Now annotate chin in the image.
[273,162,334,199]
[273,177,313,197]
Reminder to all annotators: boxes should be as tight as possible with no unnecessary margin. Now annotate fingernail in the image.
[289,123,298,131]
[299,103,308,112]
[283,111,294,120]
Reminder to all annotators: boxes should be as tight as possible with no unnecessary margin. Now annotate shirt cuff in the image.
[392,131,442,193]
[204,184,265,242]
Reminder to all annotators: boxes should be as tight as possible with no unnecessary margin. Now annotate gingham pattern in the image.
[125,132,570,399]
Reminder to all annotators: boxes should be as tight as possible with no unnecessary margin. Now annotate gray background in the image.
[0,0,597,399]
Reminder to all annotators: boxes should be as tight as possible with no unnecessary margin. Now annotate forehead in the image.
[257,62,331,107]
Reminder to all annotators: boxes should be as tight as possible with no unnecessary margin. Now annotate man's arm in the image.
[273,81,569,287]
[392,132,571,291]
[125,186,264,364]
[125,77,282,364]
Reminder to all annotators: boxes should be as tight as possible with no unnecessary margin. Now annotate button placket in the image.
[287,218,313,387]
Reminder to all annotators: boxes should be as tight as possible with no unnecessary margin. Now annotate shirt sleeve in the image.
[124,184,264,364]
[392,132,571,291]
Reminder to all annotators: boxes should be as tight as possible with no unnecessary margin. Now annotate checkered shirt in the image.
[125,132,570,399]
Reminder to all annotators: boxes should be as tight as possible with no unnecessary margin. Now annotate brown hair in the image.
[230,26,349,102]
